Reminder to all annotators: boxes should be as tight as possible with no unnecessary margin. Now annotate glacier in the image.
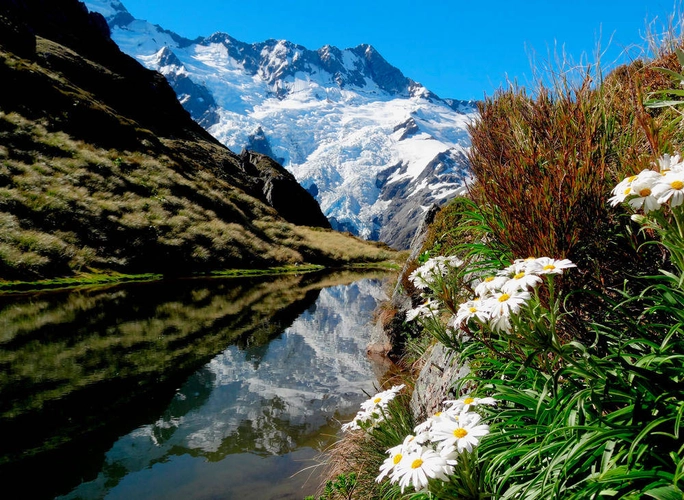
[85,0,477,248]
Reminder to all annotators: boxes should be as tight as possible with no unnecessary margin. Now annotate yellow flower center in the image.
[469,307,477,313]
[627,175,638,182]
[623,187,631,195]
[484,276,495,282]
[543,264,556,271]
[639,188,652,197]
[514,272,525,280]
[411,458,423,469]
[434,411,442,417]
[672,180,684,190]
[454,428,468,439]
[393,453,403,465]
[464,397,475,405]
[498,293,510,302]
[373,397,382,404]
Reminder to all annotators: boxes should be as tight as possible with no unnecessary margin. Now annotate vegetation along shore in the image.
[312,20,684,500]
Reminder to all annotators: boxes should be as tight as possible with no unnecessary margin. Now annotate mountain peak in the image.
[82,0,128,19]
[84,0,477,249]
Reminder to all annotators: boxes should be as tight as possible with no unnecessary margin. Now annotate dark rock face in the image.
[156,47,219,128]
[167,74,220,128]
[1,0,114,59]
[348,44,410,95]
[393,118,420,141]
[376,150,470,249]
[246,127,284,164]
[239,151,331,229]
[444,98,478,114]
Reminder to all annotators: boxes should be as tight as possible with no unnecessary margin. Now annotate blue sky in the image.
[119,0,677,100]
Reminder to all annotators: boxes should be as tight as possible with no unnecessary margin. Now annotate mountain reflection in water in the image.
[0,271,392,499]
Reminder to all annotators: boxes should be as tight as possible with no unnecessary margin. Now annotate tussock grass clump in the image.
[467,50,684,296]
[469,80,609,260]
[274,224,396,265]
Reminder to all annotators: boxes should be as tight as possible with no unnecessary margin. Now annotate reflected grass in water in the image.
[0,270,389,499]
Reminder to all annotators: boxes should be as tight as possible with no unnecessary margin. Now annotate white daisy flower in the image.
[444,395,497,414]
[501,270,542,294]
[408,256,463,289]
[499,260,529,277]
[405,299,440,322]
[513,256,541,268]
[653,170,684,207]
[627,170,663,214]
[377,434,421,482]
[393,446,450,493]
[528,257,576,275]
[609,174,638,206]
[474,275,508,298]
[657,153,683,173]
[408,267,431,290]
[439,443,459,472]
[489,314,512,333]
[360,385,404,412]
[429,412,490,453]
[413,410,449,436]
[486,290,531,318]
[341,407,378,432]
[454,298,490,325]
[340,419,360,432]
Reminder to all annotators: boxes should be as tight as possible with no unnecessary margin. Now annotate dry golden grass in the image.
[0,108,397,279]
[287,225,395,264]
[463,42,684,302]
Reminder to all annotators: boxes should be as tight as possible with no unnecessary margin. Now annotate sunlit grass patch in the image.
[288,225,395,264]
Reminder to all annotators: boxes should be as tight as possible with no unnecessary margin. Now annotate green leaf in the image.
[642,485,684,500]
[653,66,684,81]
[652,88,684,97]
[645,100,684,109]
[676,47,684,68]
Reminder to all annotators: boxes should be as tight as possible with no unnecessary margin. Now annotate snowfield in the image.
[86,0,477,247]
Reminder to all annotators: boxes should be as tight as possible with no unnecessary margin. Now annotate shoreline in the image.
[0,261,401,294]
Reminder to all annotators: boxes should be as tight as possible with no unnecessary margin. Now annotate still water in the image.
[0,271,391,499]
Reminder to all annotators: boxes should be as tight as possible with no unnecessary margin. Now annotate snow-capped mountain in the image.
[85,0,477,248]
[60,278,389,498]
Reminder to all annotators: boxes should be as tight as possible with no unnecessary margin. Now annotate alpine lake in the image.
[0,270,394,499]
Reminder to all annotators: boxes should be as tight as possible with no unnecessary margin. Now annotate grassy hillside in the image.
[0,0,396,281]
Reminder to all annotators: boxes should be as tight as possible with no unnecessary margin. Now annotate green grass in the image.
[0,109,398,280]
[0,271,163,293]
[0,260,402,294]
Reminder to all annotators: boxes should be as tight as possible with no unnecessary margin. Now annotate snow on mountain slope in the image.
[85,0,477,248]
